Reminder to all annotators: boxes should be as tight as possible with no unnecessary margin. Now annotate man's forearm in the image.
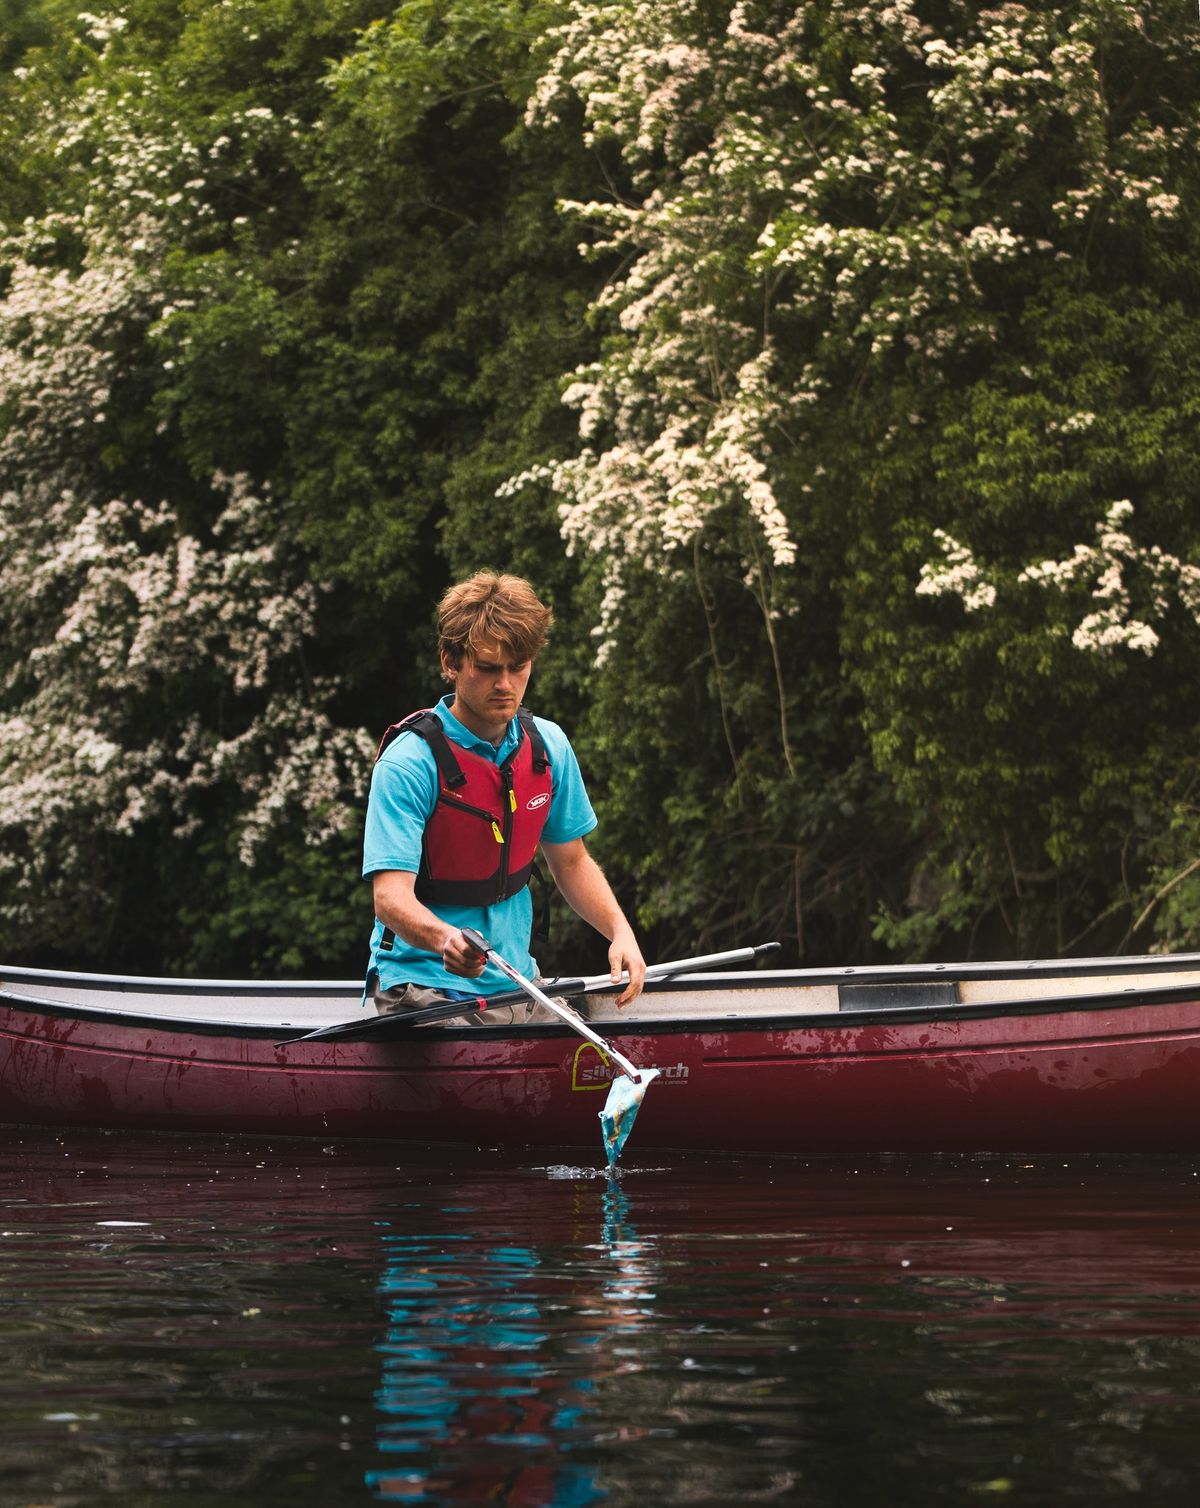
[374,881,452,952]
[548,847,630,939]
[371,871,485,979]
[542,838,646,1003]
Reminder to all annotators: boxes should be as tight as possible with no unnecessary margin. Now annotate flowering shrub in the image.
[0,447,372,956]
[516,0,1200,956]
[0,14,372,967]
[919,501,1200,657]
[4,0,1200,971]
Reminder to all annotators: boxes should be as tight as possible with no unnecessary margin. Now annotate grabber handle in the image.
[461,926,492,960]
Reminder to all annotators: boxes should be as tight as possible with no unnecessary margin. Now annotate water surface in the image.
[2,1128,1200,1504]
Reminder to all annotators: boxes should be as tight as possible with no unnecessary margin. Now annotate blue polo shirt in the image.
[363,696,597,995]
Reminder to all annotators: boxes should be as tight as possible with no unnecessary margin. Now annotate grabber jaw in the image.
[599,1067,661,1169]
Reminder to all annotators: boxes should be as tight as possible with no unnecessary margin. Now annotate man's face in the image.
[443,639,533,738]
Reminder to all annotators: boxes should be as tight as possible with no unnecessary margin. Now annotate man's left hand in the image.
[609,927,646,1007]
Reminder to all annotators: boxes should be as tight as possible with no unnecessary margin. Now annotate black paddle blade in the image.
[275,980,587,1046]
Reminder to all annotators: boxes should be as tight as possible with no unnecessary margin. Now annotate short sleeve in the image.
[362,735,440,877]
[537,718,597,845]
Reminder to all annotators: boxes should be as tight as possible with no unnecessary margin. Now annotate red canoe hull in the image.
[4,993,1200,1152]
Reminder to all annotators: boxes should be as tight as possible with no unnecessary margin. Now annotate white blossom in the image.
[916,530,997,612]
[921,501,1199,658]
[0,67,370,939]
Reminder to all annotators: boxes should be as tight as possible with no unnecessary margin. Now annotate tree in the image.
[6,0,1200,974]
[513,0,1200,959]
[0,5,376,970]
[0,1,610,973]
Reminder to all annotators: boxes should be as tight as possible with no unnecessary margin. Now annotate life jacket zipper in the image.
[436,790,506,845]
[497,765,515,900]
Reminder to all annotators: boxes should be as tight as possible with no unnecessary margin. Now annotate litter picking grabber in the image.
[460,927,659,1168]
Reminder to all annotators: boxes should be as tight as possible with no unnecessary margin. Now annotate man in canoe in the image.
[363,570,646,1020]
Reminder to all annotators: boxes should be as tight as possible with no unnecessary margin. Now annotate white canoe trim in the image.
[5,951,1200,1033]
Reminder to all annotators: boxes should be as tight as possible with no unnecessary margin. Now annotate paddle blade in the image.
[600,1068,660,1168]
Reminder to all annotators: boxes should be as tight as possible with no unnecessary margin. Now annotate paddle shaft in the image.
[460,928,645,1082]
[279,940,782,1045]
[575,940,781,992]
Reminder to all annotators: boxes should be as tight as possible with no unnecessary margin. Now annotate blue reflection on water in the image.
[365,1194,630,1505]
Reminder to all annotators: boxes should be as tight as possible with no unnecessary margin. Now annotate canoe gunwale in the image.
[5,948,1200,997]
[6,974,1200,1043]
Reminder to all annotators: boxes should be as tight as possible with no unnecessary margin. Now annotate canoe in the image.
[4,951,1200,1152]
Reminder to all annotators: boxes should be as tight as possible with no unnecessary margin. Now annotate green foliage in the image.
[5,0,1200,977]
[0,1,609,974]
[177,821,366,977]
[845,275,1200,955]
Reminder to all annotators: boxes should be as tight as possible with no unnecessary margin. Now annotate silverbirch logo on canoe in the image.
[570,1041,688,1090]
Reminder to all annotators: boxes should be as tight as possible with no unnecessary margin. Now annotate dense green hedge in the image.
[2,1,1199,977]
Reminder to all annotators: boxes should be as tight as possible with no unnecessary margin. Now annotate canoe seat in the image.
[838,980,961,1012]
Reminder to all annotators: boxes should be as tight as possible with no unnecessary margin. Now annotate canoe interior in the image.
[6,950,1200,1033]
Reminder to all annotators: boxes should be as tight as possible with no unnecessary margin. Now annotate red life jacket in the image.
[375,706,552,908]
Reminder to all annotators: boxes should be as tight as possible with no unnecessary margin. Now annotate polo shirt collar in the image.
[434,694,520,762]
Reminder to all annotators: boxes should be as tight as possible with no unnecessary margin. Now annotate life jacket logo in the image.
[526,793,550,810]
[570,1041,689,1090]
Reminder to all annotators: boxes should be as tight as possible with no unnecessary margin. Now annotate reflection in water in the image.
[3,1132,1200,1505]
[599,1180,656,1324]
[367,1174,653,1504]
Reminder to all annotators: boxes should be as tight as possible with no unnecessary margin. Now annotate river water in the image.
[2,1129,1199,1506]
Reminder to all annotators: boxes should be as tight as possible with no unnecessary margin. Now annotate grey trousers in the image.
[372,979,563,1027]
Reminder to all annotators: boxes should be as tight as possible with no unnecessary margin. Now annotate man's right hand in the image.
[442,928,487,979]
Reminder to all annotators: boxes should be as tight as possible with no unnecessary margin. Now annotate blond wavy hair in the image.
[437,572,553,670]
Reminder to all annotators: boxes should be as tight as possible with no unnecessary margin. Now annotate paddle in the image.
[276,979,590,1046]
[460,927,659,1168]
[278,940,782,1046]
[571,940,781,991]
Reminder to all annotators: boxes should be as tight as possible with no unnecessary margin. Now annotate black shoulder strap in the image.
[516,708,550,774]
[528,858,552,951]
[377,709,466,789]
[376,709,423,761]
